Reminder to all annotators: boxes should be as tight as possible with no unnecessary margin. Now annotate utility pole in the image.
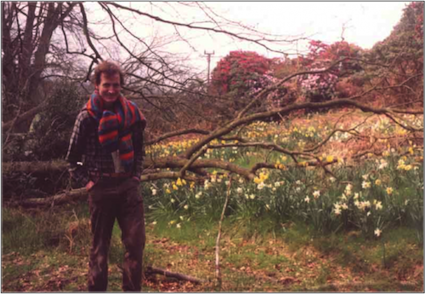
[204,50,215,84]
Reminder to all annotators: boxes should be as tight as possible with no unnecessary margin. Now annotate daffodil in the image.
[362,181,371,189]
[184,205,189,210]
[313,190,320,199]
[386,187,393,195]
[378,159,388,169]
[354,200,360,208]
[334,207,341,215]
[374,228,381,237]
[375,179,381,186]
[257,182,265,190]
[304,196,310,203]
[176,178,183,186]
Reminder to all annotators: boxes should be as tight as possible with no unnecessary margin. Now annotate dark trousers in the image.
[88,177,145,292]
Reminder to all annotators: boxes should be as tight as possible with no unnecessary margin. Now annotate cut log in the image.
[3,160,67,174]
[145,266,205,284]
[11,187,87,208]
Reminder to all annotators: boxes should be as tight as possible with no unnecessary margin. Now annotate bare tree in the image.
[2,1,304,134]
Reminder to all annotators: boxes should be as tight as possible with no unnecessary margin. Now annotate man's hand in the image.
[86,180,95,191]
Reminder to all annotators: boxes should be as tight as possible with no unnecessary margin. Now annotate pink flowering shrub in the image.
[300,69,338,102]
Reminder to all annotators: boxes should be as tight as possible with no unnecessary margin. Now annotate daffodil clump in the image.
[143,113,423,237]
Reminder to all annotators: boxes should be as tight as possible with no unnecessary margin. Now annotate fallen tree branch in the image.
[3,160,67,174]
[10,187,86,208]
[184,98,423,160]
[145,265,205,284]
[146,128,210,145]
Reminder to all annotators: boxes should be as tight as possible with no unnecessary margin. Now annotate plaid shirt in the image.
[66,107,145,188]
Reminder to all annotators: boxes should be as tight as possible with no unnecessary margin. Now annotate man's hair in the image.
[92,60,125,85]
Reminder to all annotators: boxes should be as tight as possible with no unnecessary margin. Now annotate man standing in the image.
[66,61,146,291]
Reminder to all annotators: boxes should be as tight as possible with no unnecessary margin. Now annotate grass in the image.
[2,202,423,292]
[2,111,423,291]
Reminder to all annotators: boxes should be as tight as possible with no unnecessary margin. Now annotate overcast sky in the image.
[188,2,410,69]
[87,2,411,78]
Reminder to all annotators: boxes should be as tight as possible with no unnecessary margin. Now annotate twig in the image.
[144,265,205,284]
[216,177,232,288]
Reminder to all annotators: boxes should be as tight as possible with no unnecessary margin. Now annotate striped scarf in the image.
[86,90,146,172]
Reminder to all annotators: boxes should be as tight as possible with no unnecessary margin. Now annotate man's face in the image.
[96,73,121,105]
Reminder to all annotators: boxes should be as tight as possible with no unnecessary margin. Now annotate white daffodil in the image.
[378,159,388,169]
[362,181,371,189]
[374,228,381,237]
[334,207,341,215]
[354,200,360,208]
